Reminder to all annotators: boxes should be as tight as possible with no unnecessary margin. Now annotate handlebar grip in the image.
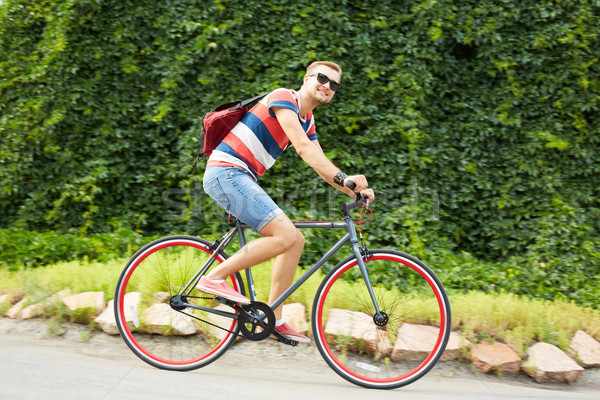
[346,180,368,205]
[345,180,370,207]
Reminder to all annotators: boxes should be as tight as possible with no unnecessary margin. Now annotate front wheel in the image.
[312,250,451,389]
[114,235,244,371]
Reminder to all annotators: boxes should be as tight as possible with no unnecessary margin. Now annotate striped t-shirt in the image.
[207,88,317,178]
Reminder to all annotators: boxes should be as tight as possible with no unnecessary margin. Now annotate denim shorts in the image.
[203,166,283,232]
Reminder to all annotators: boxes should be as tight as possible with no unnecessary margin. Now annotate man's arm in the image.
[273,107,374,200]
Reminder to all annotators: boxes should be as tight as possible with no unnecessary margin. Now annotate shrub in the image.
[1,1,598,308]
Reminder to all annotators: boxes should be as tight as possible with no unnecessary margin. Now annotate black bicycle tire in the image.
[311,249,452,389]
[114,235,244,371]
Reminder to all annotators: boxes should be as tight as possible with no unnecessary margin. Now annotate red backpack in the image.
[191,93,266,174]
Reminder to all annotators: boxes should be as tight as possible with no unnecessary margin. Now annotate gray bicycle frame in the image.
[179,200,381,320]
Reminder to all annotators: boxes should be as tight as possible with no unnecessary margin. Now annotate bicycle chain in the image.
[176,296,242,337]
[175,297,276,341]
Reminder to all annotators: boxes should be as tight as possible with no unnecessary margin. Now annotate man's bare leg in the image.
[268,229,304,320]
[206,214,303,302]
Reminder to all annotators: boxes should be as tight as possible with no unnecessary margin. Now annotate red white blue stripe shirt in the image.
[207,89,317,178]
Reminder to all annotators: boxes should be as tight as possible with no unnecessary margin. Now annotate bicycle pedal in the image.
[271,330,298,347]
[213,296,237,307]
[277,336,298,347]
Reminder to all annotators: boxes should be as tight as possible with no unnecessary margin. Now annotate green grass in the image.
[1,259,599,354]
[0,258,125,302]
[450,290,600,356]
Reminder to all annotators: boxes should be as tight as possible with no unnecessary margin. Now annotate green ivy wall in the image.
[1,1,598,300]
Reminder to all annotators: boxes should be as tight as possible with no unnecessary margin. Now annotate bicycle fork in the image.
[343,214,384,320]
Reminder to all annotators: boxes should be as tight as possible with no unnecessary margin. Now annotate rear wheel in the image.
[114,235,243,371]
[312,249,451,389]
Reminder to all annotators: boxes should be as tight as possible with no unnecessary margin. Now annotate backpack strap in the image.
[218,93,267,112]
[236,93,268,109]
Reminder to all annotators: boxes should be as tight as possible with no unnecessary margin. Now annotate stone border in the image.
[2,291,599,385]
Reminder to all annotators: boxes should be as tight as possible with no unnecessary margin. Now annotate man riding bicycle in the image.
[198,61,375,343]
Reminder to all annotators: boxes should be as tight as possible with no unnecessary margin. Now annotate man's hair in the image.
[306,61,342,78]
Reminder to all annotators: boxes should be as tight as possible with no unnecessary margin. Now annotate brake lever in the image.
[346,181,369,207]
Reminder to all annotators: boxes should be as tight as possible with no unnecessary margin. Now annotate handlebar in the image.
[345,180,370,208]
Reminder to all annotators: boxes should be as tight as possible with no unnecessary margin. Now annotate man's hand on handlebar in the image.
[359,188,375,203]
[344,175,368,192]
[344,175,375,203]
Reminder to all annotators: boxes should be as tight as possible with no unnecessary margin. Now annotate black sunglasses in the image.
[308,72,342,91]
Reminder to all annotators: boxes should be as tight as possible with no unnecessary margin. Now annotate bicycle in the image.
[114,184,451,389]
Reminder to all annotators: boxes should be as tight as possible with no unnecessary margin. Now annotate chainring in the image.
[238,301,276,341]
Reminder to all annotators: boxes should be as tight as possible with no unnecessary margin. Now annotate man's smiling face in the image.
[304,65,341,105]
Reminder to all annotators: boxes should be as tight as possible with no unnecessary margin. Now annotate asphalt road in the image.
[0,318,598,400]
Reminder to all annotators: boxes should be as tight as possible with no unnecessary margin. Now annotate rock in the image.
[523,342,584,384]
[95,300,118,335]
[143,303,197,335]
[94,292,142,335]
[62,291,106,317]
[445,332,472,361]
[152,291,170,304]
[282,303,309,334]
[324,308,392,357]
[20,303,44,319]
[21,289,72,320]
[392,323,468,362]
[5,298,27,319]
[0,294,10,304]
[471,341,521,374]
[568,330,600,368]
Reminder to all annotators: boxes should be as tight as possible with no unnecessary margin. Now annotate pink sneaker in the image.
[274,322,310,344]
[196,276,250,305]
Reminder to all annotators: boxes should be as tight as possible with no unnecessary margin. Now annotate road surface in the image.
[0,319,598,399]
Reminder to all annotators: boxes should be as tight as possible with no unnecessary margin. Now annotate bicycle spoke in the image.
[114,236,242,371]
[312,250,451,389]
